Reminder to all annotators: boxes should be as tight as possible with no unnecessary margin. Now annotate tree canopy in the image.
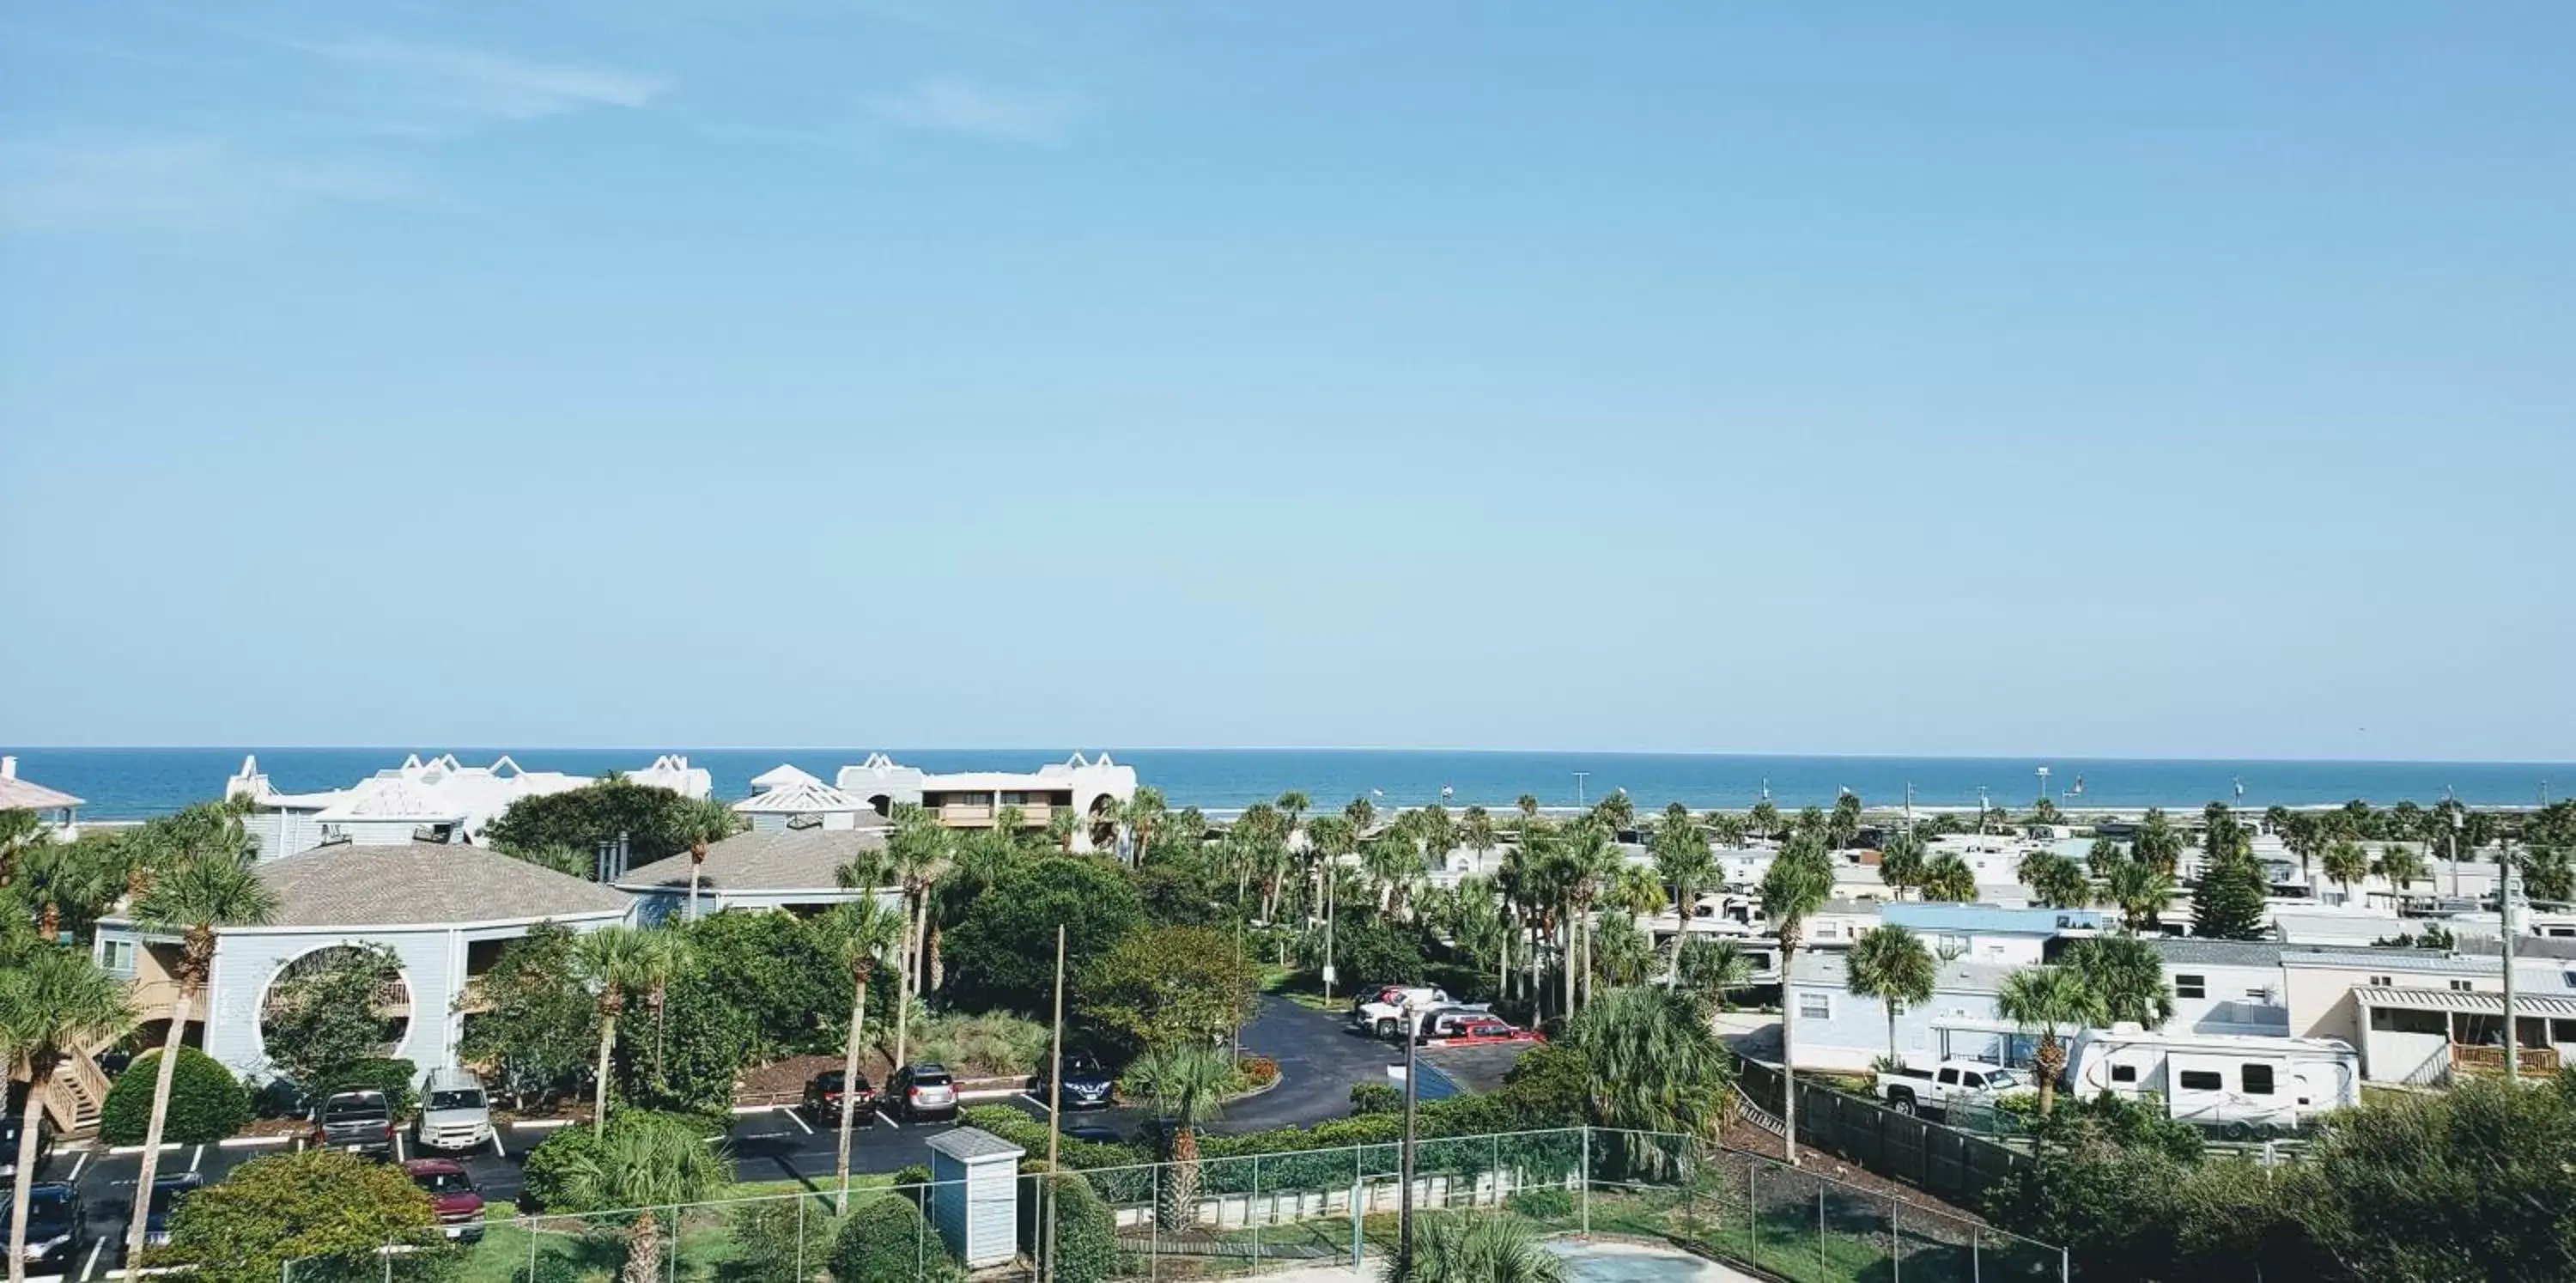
[150,1149,439,1283]
[1077,924,1259,1057]
[943,857,1144,1015]
[483,776,738,874]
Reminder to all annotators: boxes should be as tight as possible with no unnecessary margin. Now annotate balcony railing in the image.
[2451,1043,2562,1074]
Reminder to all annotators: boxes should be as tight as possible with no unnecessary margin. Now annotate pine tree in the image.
[2192,852,2270,940]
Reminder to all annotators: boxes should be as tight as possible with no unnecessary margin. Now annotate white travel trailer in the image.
[2064,1025,2360,1137]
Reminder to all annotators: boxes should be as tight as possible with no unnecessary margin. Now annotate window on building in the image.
[1798,992,1832,1020]
[2370,1006,2446,1035]
[2242,1064,2275,1095]
[2110,1064,2137,1084]
[2177,1069,2223,1091]
[2369,975,2392,987]
[2175,975,2206,999]
[99,939,137,975]
[1814,922,1839,940]
[2245,988,2272,1003]
[2451,980,2475,992]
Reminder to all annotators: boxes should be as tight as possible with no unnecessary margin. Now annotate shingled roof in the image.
[617,828,890,894]
[253,841,631,928]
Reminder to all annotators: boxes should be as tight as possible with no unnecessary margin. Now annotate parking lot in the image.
[24,994,1446,1280]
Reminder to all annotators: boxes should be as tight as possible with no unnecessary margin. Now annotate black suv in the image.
[2,1183,80,1271]
[801,1069,879,1123]
[1033,1052,1115,1110]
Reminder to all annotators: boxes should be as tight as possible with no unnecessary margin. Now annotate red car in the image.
[404,1159,485,1242]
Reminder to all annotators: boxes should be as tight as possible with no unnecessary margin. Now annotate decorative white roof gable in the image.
[314,778,468,823]
[733,778,872,815]
[629,755,714,800]
[750,763,823,792]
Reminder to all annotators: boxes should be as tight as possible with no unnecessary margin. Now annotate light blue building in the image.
[1785,950,2023,1073]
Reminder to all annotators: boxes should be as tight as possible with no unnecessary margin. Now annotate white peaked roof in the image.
[313,778,468,823]
[750,763,823,791]
[732,778,872,815]
[628,755,714,800]
[228,751,708,838]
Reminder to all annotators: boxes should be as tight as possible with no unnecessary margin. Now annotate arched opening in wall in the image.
[1089,794,1120,852]
[259,944,412,1087]
[867,794,891,818]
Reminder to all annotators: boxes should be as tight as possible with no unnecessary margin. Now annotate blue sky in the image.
[3,3,2570,759]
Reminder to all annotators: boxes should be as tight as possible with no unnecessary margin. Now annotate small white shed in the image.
[925,1127,1026,1268]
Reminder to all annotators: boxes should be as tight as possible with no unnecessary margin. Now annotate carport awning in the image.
[2354,985,2576,1019]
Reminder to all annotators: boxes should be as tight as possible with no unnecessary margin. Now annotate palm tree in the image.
[882,814,948,1076]
[2023,852,2092,909]
[1123,786,1170,865]
[1649,806,1716,976]
[2060,936,2172,1029]
[1396,1211,1568,1283]
[544,1113,727,1283]
[1,949,133,1283]
[1558,822,1621,1012]
[1918,853,1978,903]
[2373,843,2427,894]
[1994,967,2107,1116]
[1515,794,1539,823]
[18,835,127,942]
[1748,799,1780,840]
[1564,986,1729,1175]
[2321,838,2372,906]
[928,828,1021,989]
[124,831,277,1263]
[1844,925,1936,1067]
[632,928,693,1098]
[678,797,739,921]
[1827,792,1862,850]
[1128,1043,1231,1231]
[1876,831,1925,902]
[1591,791,1635,837]
[571,925,655,1134]
[2103,857,2175,933]
[1460,806,1498,871]
[1045,806,1079,853]
[2132,807,2184,875]
[821,893,900,1213]
[1447,877,1511,1004]
[1757,839,1834,1166]
[1674,937,1754,1018]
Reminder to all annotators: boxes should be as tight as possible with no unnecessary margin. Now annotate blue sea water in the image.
[6,746,2570,821]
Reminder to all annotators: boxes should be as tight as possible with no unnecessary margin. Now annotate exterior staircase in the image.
[43,1043,112,1134]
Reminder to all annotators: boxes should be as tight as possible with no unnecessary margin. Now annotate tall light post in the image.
[2036,766,2051,806]
[1573,772,1589,809]
[2500,836,2520,1084]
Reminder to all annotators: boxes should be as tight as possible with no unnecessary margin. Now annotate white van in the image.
[2064,1025,2359,1137]
[416,1067,494,1152]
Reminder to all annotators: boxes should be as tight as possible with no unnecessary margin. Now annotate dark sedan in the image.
[3,1183,80,1272]
[1034,1053,1115,1110]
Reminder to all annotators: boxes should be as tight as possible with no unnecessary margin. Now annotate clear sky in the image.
[3,3,2570,760]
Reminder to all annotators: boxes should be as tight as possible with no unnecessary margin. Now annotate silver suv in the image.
[416,1067,494,1152]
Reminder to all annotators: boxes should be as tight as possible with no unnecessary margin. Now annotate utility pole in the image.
[1042,927,1066,1281]
[2448,793,2462,899]
[1397,1032,1419,1280]
[2500,840,2519,1084]
[1573,772,1589,808]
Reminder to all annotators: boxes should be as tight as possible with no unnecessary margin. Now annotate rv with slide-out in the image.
[2064,1025,2360,1138]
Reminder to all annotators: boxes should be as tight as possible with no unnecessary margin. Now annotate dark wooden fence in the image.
[1733,1056,2032,1212]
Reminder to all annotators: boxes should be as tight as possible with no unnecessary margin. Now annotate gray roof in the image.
[617,828,889,894]
[254,842,632,927]
[1789,949,2018,994]
[2280,947,2529,975]
[926,1128,1024,1163]
[2144,939,2291,968]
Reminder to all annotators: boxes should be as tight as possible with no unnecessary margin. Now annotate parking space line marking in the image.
[393,1134,406,1163]
[67,1151,89,1184]
[187,1146,204,1174]
[1019,1093,1051,1114]
[877,1113,899,1129]
[489,1133,507,1159]
[82,1234,108,1281]
[782,1109,813,1135]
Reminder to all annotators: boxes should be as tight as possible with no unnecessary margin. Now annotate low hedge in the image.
[830,1195,958,1283]
[100,1047,254,1144]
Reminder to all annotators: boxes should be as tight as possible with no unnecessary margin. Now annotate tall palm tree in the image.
[545,1113,727,1283]
[1826,792,1862,850]
[1446,877,1510,1003]
[1416,805,1457,877]
[632,928,694,1098]
[2373,843,2427,894]
[2132,808,2184,875]
[1398,1211,1569,1283]
[1122,786,1170,865]
[1558,821,1621,1012]
[1757,839,1834,1165]
[1748,799,1780,840]
[1845,925,1936,1067]
[1276,790,1310,842]
[1128,1043,1231,1231]
[1918,853,1978,903]
[881,814,948,1077]
[678,797,740,921]
[2103,857,2175,933]
[1995,967,2107,1116]
[1045,806,1079,853]
[124,832,277,1263]
[1,949,133,1283]
[821,893,899,1213]
[2023,853,2092,909]
[1876,831,1926,902]
[1460,806,1498,872]
[571,925,655,1134]
[2321,838,2372,906]
[2060,936,2173,1029]
[18,835,127,942]
[1674,936,1754,1018]
[1515,794,1540,823]
[1649,806,1716,976]
[1591,791,1635,836]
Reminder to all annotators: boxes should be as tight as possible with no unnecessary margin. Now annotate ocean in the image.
[6,747,2569,821]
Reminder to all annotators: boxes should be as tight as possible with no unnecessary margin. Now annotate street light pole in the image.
[2500,837,2519,1085]
[1397,1031,1419,1280]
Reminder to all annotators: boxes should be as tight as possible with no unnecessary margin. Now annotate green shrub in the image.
[1350,1082,1399,1115]
[829,1195,957,1283]
[101,1048,254,1144]
[323,1057,420,1114]
[1043,1174,1119,1283]
[149,1148,439,1283]
[516,1123,606,1213]
[903,1011,1050,1077]
[1324,916,1428,990]
[726,1197,835,1283]
[890,1164,933,1208]
[1504,1186,1575,1222]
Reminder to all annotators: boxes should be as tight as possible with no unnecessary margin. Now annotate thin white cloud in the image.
[875,78,1072,142]
[0,137,413,233]
[299,39,666,121]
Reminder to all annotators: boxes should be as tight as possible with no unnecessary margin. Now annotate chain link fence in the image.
[259,1124,2059,1283]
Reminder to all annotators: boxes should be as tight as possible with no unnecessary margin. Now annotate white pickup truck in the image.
[1874,1060,2035,1119]
[1352,986,1472,1040]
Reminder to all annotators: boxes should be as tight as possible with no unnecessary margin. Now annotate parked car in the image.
[1,1183,80,1271]
[416,1067,494,1152]
[801,1070,879,1123]
[404,1159,486,1242]
[1875,1060,2032,1119]
[888,1064,958,1122]
[311,1089,398,1157]
[1351,986,1455,1039]
[0,1110,52,1184]
[1033,1052,1115,1110]
[1064,1124,1126,1146]
[142,1173,204,1249]
[1413,1006,1505,1043]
